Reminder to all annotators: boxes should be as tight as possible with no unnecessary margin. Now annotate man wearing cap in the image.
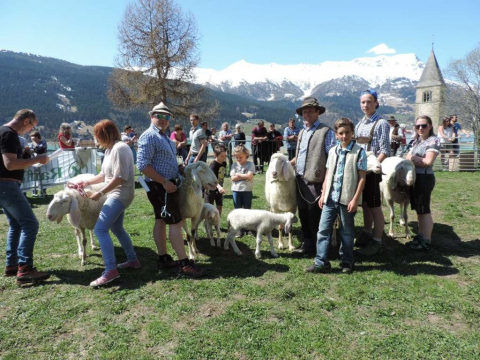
[284,118,300,161]
[387,116,403,156]
[354,90,390,255]
[185,114,207,164]
[137,102,204,277]
[1,109,50,284]
[290,97,336,257]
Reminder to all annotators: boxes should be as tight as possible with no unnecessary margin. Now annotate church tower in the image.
[415,49,446,129]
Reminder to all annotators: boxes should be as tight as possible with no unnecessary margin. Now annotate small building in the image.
[415,49,446,129]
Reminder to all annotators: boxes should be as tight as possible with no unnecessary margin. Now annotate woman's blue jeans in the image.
[0,181,39,266]
[315,198,356,267]
[94,197,137,271]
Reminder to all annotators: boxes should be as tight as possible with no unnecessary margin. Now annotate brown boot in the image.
[16,265,50,285]
[4,265,18,277]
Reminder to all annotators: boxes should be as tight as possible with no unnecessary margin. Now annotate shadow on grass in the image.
[48,241,290,289]
[350,221,480,277]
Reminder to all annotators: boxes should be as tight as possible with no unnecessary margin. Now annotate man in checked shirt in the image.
[137,102,205,278]
[354,90,390,256]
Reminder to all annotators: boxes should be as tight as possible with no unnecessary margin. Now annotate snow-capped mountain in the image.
[194,53,425,103]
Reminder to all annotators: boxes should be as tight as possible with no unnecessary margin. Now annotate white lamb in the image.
[194,203,221,247]
[46,174,107,265]
[225,209,297,259]
[380,157,416,240]
[265,153,297,251]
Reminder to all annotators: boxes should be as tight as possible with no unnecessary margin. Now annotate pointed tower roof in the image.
[417,49,445,88]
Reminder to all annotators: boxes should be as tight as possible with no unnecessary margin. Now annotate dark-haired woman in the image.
[406,115,440,251]
[75,119,139,287]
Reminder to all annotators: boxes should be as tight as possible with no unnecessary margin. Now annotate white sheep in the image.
[178,162,218,260]
[265,153,297,251]
[194,203,221,247]
[380,157,416,240]
[46,174,107,265]
[225,209,297,259]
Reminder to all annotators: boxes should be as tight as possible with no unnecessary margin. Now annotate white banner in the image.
[21,148,98,191]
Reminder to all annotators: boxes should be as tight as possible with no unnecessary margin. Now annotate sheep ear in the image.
[282,160,291,181]
[191,169,202,191]
[69,197,81,228]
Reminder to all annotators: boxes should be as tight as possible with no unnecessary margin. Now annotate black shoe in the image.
[157,254,179,270]
[305,263,331,273]
[292,243,316,257]
[341,262,353,274]
[355,231,372,248]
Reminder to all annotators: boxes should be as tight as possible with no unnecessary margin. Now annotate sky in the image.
[1,0,479,71]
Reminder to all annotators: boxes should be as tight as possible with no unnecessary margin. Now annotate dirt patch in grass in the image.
[405,312,470,334]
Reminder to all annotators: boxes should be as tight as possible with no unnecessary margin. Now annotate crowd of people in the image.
[1,88,465,285]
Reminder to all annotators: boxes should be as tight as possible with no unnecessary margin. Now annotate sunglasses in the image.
[154,114,171,120]
[415,124,428,129]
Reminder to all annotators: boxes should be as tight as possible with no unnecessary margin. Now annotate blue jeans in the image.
[232,191,252,209]
[94,197,137,271]
[188,151,207,164]
[0,181,39,266]
[315,198,356,267]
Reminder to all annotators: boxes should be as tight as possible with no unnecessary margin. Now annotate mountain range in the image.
[0,50,426,138]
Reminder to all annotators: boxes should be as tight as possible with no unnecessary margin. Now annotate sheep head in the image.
[186,162,218,191]
[283,212,297,234]
[267,153,293,182]
[47,190,79,225]
[366,151,381,174]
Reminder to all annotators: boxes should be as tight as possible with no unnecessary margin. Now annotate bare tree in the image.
[446,43,480,145]
[108,0,218,125]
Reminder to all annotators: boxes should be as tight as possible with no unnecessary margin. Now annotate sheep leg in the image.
[74,228,85,265]
[255,232,263,259]
[288,231,295,251]
[204,221,215,247]
[403,201,411,240]
[331,216,339,247]
[278,225,285,250]
[387,199,395,238]
[191,217,200,254]
[214,222,221,248]
[226,229,242,256]
[183,220,196,261]
[89,230,98,251]
[266,231,279,259]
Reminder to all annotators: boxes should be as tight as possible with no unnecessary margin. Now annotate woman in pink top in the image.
[170,124,187,161]
[58,123,75,149]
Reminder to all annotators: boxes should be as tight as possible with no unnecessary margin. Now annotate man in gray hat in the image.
[290,97,336,257]
[137,102,204,277]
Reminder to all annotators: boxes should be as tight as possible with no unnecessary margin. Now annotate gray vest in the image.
[323,143,363,206]
[295,124,330,183]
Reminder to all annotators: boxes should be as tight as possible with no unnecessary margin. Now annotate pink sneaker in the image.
[117,259,141,269]
[89,269,120,287]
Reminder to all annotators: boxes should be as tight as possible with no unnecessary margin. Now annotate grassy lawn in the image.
[1,171,479,359]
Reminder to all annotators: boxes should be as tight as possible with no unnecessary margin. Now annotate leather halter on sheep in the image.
[380,157,416,240]
[265,153,297,251]
[46,174,106,265]
[179,162,218,260]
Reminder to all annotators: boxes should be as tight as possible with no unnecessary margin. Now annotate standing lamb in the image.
[46,174,107,265]
[194,203,221,247]
[178,162,218,259]
[225,209,297,259]
[380,157,416,240]
[265,153,297,251]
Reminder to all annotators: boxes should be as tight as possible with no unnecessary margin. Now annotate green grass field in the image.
[1,171,479,359]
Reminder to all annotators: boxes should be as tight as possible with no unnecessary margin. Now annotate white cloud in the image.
[367,43,396,55]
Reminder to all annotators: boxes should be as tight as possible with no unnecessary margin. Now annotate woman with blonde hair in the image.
[74,119,139,287]
[58,123,75,149]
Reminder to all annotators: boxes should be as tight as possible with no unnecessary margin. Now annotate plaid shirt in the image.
[296,120,336,176]
[137,124,179,181]
[283,126,300,150]
[327,141,367,203]
[355,112,390,157]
